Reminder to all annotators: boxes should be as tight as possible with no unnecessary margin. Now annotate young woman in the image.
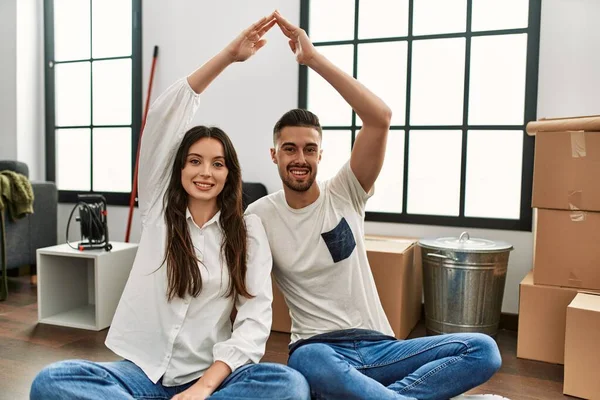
[30,14,309,400]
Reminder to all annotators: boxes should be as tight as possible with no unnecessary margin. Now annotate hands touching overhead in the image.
[224,10,319,65]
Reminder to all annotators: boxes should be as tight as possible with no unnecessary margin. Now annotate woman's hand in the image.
[224,12,277,62]
[171,385,212,400]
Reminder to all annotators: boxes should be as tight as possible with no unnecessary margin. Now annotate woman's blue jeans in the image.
[30,359,310,400]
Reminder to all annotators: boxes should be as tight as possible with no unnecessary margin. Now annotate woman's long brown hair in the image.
[162,126,251,301]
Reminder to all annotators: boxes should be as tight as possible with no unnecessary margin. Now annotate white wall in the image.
[537,0,600,118]
[54,0,600,313]
[17,0,45,180]
[0,0,44,179]
[0,0,17,160]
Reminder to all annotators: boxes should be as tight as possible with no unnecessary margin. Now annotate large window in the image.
[44,0,142,205]
[300,0,541,231]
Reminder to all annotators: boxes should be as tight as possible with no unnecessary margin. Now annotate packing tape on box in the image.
[569,199,587,222]
[570,131,587,158]
[568,271,583,287]
[569,190,583,211]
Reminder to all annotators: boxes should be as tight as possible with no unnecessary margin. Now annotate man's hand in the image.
[274,11,318,66]
[224,13,277,62]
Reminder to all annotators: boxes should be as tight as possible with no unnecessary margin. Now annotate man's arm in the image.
[274,11,392,193]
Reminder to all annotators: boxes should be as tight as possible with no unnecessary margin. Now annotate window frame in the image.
[43,0,142,206]
[299,0,541,231]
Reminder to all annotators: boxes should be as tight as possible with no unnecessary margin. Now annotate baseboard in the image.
[500,312,518,332]
[6,265,34,277]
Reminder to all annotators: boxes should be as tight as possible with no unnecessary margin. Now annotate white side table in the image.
[37,242,138,331]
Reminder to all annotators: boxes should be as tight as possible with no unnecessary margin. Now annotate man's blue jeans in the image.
[287,329,502,400]
[30,359,310,400]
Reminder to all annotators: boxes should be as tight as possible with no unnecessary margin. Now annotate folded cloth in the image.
[0,170,34,301]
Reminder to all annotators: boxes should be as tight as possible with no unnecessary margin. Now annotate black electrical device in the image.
[66,194,112,251]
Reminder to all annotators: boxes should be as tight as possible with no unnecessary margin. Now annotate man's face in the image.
[271,126,322,192]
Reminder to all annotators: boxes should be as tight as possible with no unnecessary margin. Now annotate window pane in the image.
[93,59,132,125]
[56,129,90,191]
[55,62,91,126]
[468,34,527,125]
[413,0,467,35]
[308,45,354,126]
[411,38,465,125]
[318,130,352,182]
[357,42,407,126]
[359,0,408,39]
[92,128,132,192]
[309,0,355,42]
[407,130,461,216]
[465,130,523,219]
[92,0,132,58]
[366,130,405,213]
[472,0,529,32]
[53,0,90,61]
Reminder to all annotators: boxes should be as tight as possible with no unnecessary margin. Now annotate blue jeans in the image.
[30,359,310,400]
[287,329,501,400]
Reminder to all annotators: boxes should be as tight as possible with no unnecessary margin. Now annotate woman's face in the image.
[181,137,229,205]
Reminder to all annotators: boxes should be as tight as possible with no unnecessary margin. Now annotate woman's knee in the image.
[280,366,310,400]
[30,360,91,399]
[255,363,310,400]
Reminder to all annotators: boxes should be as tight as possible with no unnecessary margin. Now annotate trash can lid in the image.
[418,231,513,252]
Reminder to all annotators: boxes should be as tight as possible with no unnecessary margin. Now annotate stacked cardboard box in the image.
[564,292,600,399]
[518,116,600,398]
[271,235,423,340]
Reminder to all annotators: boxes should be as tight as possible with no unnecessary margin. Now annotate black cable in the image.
[66,201,106,250]
[65,202,81,250]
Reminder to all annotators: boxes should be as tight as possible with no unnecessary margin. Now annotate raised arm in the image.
[138,14,277,219]
[274,11,392,193]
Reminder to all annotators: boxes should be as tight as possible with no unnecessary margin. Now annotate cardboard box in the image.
[271,236,423,340]
[365,236,422,339]
[533,208,600,290]
[271,280,292,333]
[564,292,600,399]
[517,272,580,364]
[532,131,600,212]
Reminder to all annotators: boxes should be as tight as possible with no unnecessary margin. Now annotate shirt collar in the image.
[186,208,222,230]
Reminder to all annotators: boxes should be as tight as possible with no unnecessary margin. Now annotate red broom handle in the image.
[125,45,159,243]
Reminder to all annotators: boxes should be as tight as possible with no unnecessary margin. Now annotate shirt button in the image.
[175,325,180,330]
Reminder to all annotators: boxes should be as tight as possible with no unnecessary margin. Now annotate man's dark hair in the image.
[273,109,322,145]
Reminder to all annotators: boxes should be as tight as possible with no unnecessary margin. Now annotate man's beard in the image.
[280,164,316,192]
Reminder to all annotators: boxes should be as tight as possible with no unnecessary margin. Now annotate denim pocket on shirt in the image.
[321,217,356,263]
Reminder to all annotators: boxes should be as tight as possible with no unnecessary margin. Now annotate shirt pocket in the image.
[321,217,357,263]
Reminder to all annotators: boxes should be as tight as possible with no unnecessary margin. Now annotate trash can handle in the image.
[459,231,470,242]
[426,253,458,262]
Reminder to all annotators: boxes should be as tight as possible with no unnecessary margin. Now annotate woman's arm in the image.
[137,13,276,220]
[210,216,273,379]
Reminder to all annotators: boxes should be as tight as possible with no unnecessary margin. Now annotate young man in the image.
[247,11,504,400]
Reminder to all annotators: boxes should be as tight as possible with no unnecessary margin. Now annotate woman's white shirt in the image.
[105,78,273,387]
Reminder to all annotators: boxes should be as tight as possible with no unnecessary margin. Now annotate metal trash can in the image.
[418,232,513,337]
